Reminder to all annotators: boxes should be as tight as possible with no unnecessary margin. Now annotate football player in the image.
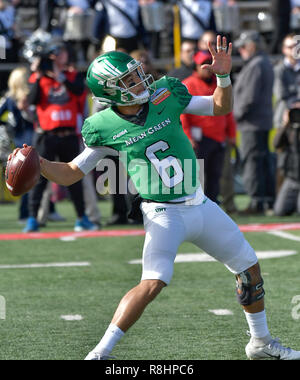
[10,36,300,360]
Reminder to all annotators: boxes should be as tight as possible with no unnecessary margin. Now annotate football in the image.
[5,146,41,197]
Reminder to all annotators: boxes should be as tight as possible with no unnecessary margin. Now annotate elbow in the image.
[60,178,76,187]
[63,166,85,187]
[43,176,75,187]
[60,174,82,187]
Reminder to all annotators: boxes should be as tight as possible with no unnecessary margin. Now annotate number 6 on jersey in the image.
[145,141,184,188]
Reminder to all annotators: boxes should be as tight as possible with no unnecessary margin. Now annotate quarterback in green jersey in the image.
[10,36,300,360]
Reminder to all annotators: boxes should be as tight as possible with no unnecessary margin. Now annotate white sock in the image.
[244,310,270,340]
[93,323,125,357]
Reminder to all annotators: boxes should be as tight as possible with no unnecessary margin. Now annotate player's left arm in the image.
[201,35,233,116]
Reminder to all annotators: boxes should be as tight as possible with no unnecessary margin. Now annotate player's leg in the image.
[85,202,186,360]
[235,262,271,350]
[191,199,300,359]
[111,279,166,332]
[238,262,300,359]
[85,279,166,360]
[108,202,187,332]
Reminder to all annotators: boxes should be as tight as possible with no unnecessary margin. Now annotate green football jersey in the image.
[82,76,200,202]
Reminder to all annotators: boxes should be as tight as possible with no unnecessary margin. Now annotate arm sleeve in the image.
[71,145,119,175]
[183,96,214,116]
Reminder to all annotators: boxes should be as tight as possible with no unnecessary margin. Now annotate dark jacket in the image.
[233,52,274,131]
[273,60,300,128]
[0,96,34,145]
[274,123,300,182]
[167,62,195,82]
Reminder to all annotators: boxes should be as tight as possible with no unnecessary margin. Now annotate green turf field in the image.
[0,197,299,360]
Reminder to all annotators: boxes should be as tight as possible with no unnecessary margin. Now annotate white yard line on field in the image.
[267,230,300,242]
[128,250,298,264]
[0,262,91,269]
[61,315,83,321]
[208,309,234,316]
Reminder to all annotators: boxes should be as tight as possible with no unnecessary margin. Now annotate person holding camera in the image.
[24,39,98,233]
[273,101,300,216]
[273,33,300,129]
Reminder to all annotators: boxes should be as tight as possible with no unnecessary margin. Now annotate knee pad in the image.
[235,269,265,306]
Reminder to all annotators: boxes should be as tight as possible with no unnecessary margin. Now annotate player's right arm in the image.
[9,144,113,187]
[41,145,118,186]
[39,158,85,186]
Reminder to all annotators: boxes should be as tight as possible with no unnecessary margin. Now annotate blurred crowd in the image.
[0,1,299,68]
[1,0,300,231]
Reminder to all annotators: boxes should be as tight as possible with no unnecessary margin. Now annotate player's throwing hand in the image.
[201,35,232,76]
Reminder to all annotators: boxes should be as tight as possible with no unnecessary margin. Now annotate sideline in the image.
[0,222,300,241]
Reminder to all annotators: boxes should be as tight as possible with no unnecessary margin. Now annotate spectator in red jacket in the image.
[181,50,236,203]
[25,41,98,233]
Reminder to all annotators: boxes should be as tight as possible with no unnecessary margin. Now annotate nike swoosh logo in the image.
[157,106,166,115]
[262,351,281,359]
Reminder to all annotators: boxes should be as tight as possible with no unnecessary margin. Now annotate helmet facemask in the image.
[115,60,154,106]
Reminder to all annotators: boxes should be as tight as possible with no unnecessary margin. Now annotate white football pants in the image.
[140,197,258,285]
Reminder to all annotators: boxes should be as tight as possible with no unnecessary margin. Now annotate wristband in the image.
[216,74,231,88]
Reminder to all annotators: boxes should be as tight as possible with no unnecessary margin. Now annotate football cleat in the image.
[84,351,115,360]
[246,336,300,360]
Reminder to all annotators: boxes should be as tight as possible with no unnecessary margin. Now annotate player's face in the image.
[119,69,146,96]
